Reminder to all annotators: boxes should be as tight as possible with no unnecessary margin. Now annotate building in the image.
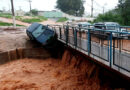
[38,10,63,18]
[38,10,95,21]
[15,10,25,16]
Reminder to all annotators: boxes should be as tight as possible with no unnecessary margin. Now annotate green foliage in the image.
[118,0,130,25]
[37,16,48,21]
[0,13,12,18]
[21,18,41,23]
[21,16,47,23]
[57,17,68,22]
[93,0,130,26]
[0,21,24,26]
[25,12,31,16]
[93,9,124,25]
[56,0,85,16]
[15,16,23,21]
[0,13,47,24]
[31,9,38,15]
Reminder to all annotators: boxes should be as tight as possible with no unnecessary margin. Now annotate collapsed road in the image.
[0,27,129,90]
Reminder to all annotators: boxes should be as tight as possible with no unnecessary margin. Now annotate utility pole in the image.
[8,3,11,12]
[10,0,16,28]
[103,6,104,14]
[28,0,32,12]
[103,3,107,14]
[91,0,94,17]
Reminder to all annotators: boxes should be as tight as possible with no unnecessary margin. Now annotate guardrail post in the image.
[107,36,110,61]
[74,28,77,48]
[109,32,113,67]
[113,37,115,66]
[87,29,91,55]
[59,27,62,39]
[65,25,69,45]
[79,25,82,38]
[72,27,74,36]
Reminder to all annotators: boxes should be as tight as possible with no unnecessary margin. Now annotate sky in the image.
[0,0,119,16]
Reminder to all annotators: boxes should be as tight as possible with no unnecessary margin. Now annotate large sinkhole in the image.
[0,27,129,90]
[0,41,129,90]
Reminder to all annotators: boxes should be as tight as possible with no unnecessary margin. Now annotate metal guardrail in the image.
[50,24,130,77]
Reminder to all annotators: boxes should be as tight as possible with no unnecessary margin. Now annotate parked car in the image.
[92,22,128,39]
[78,22,91,32]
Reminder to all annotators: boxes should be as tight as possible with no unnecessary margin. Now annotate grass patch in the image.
[21,18,42,23]
[0,13,12,18]
[21,16,47,23]
[57,17,68,22]
[0,13,48,23]
[0,21,24,26]
[15,16,23,21]
[38,16,48,21]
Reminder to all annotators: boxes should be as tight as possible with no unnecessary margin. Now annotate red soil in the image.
[0,50,114,90]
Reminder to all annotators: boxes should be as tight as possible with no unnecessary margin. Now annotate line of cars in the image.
[69,21,130,39]
[93,22,130,39]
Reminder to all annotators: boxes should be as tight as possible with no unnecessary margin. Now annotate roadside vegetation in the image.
[56,0,84,16]
[0,21,24,26]
[93,10,123,24]
[0,13,48,23]
[21,16,47,23]
[57,17,68,22]
[0,13,12,18]
[93,0,130,26]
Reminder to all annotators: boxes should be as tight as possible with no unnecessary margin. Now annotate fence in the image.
[51,24,130,77]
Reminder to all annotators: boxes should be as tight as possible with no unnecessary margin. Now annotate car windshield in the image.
[32,25,46,38]
[94,24,105,29]
[106,26,116,30]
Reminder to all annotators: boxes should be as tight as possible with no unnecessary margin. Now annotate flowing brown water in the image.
[0,49,129,90]
[0,27,129,90]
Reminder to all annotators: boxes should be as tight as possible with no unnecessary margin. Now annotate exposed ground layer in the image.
[0,50,129,90]
[0,27,129,90]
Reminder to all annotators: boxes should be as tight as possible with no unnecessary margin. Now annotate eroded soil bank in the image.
[0,49,129,90]
[0,27,129,90]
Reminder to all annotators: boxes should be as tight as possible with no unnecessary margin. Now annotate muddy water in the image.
[0,27,129,89]
[0,49,129,90]
[0,50,102,90]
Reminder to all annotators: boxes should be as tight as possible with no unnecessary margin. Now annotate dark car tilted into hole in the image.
[26,23,57,46]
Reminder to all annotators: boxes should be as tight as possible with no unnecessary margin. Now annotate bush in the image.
[31,9,38,15]
[57,17,68,22]
[93,10,124,25]
[15,16,23,21]
[38,16,48,21]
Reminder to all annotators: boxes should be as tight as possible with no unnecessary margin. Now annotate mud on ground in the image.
[0,27,39,52]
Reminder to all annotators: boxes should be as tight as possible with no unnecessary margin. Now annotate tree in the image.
[93,0,130,26]
[118,0,130,25]
[93,9,123,25]
[31,9,38,15]
[56,0,85,16]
